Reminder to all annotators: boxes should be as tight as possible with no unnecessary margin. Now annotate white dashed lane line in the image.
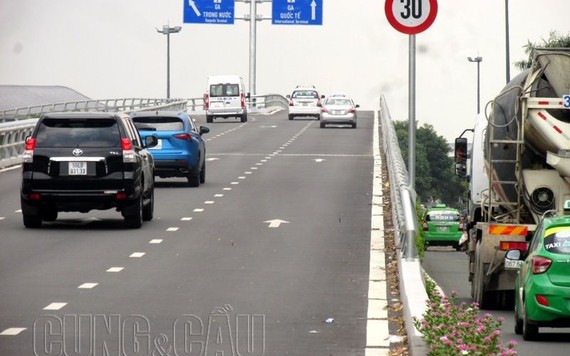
[181,217,193,221]
[149,239,163,244]
[129,252,145,258]
[107,267,124,273]
[166,227,179,231]
[78,283,98,289]
[0,328,26,336]
[43,303,67,311]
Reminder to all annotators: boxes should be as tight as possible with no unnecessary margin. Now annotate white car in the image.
[320,97,359,128]
[286,86,324,120]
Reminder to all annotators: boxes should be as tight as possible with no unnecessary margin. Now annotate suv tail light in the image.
[347,107,356,113]
[22,137,36,163]
[531,256,552,274]
[321,107,328,113]
[459,221,464,230]
[204,93,210,110]
[174,133,191,140]
[240,93,246,108]
[289,99,294,107]
[121,138,136,163]
[317,99,322,107]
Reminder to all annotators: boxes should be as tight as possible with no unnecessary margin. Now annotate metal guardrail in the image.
[0,94,289,169]
[378,95,427,356]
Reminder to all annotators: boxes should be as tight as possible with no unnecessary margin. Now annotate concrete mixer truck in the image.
[455,48,570,309]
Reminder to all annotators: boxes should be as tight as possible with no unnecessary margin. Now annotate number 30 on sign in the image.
[385,0,438,35]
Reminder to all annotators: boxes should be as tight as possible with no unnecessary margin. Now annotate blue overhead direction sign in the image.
[183,0,235,25]
[272,0,323,26]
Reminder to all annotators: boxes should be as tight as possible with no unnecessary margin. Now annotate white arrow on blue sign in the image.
[272,0,323,25]
[183,0,235,24]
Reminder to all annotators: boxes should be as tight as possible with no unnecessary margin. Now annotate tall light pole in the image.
[467,56,483,114]
[505,0,511,84]
[156,25,182,99]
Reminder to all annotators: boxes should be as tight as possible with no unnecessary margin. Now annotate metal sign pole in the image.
[408,34,416,191]
[249,0,257,97]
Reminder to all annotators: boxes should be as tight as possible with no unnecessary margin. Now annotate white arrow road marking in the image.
[310,0,317,20]
[189,0,201,16]
[264,219,290,228]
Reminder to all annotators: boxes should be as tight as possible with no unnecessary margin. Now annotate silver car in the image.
[287,86,324,120]
[320,97,359,128]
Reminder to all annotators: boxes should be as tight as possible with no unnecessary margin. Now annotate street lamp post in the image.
[467,56,483,114]
[156,25,182,99]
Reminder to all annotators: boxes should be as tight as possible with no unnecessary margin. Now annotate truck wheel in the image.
[288,114,294,120]
[206,115,213,123]
[474,242,494,309]
[241,114,247,122]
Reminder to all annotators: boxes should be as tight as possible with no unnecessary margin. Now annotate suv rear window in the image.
[210,84,239,97]
[133,117,184,131]
[292,90,318,98]
[35,118,120,148]
[543,228,570,254]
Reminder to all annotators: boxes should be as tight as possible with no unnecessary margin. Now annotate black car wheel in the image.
[23,213,42,228]
[200,160,206,184]
[142,187,154,221]
[188,169,200,187]
[288,114,294,120]
[124,195,143,229]
[241,114,247,123]
[522,301,539,340]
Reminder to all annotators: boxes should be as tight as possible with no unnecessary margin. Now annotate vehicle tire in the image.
[316,115,321,120]
[124,195,143,229]
[142,187,154,221]
[241,114,247,123]
[288,114,294,120]
[320,122,325,128]
[522,301,539,340]
[206,115,213,123]
[474,242,494,309]
[188,168,200,187]
[23,213,42,228]
[352,122,357,129]
[41,209,58,222]
[199,160,206,184]
[514,303,523,335]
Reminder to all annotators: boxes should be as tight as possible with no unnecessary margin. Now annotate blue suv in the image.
[131,111,209,187]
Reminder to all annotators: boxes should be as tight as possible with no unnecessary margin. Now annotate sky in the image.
[0,0,568,142]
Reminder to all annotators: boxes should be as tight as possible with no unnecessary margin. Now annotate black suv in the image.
[20,112,158,228]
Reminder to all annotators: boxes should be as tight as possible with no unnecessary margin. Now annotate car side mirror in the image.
[505,249,522,260]
[355,104,360,108]
[286,94,291,99]
[454,137,468,178]
[145,135,158,149]
[199,126,210,135]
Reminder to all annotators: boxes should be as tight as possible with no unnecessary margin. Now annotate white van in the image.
[204,75,249,123]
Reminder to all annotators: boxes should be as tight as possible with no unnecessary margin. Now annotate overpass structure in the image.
[0,88,427,355]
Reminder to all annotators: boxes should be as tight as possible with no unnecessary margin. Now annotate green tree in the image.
[394,121,467,207]
[514,31,570,70]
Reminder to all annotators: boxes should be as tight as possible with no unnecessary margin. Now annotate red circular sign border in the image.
[385,0,438,35]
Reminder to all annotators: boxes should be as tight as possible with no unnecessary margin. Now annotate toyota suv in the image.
[20,112,158,228]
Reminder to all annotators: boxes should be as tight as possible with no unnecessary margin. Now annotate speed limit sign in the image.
[385,0,438,35]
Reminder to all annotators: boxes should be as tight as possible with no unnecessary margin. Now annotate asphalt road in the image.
[423,247,570,356]
[0,110,381,355]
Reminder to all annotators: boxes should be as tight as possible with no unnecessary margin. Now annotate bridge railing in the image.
[378,95,427,355]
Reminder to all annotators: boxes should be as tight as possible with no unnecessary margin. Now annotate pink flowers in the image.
[413,281,518,355]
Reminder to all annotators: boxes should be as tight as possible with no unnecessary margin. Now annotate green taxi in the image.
[421,204,464,250]
[508,212,570,340]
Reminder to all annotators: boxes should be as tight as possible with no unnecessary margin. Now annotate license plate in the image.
[504,259,523,270]
[211,102,223,108]
[437,226,449,232]
[150,139,162,150]
[69,161,87,175]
